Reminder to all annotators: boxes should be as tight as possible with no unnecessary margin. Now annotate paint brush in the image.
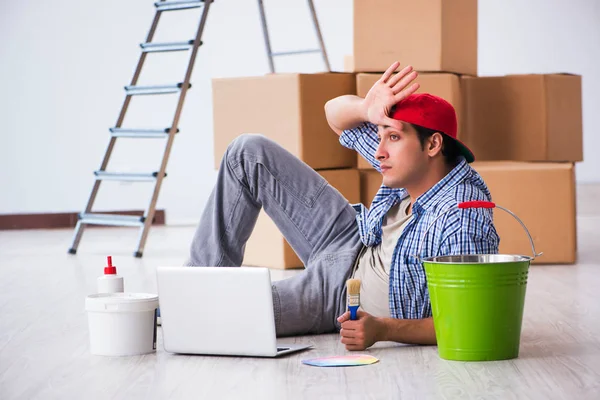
[346,279,361,320]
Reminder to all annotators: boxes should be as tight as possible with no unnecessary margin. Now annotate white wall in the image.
[1,0,599,224]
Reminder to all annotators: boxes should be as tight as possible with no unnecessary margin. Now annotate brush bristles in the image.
[346,279,361,295]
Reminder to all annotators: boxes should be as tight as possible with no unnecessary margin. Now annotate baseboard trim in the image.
[0,210,166,230]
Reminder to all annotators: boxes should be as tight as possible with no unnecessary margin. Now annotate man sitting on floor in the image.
[185,61,499,351]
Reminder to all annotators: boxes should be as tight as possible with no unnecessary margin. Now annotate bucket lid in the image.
[86,292,159,313]
[421,254,532,264]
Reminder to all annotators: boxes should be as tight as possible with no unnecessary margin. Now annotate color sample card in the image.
[302,354,379,367]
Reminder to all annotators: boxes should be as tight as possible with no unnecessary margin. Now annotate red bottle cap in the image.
[104,256,117,275]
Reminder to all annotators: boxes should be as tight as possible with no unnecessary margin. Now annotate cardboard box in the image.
[462,74,583,162]
[359,169,383,206]
[356,72,462,169]
[473,162,576,264]
[353,0,477,75]
[242,169,361,269]
[213,73,357,170]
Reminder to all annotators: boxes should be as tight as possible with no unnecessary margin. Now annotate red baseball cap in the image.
[391,93,475,163]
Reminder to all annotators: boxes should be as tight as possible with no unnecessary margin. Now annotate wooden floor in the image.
[2,196,600,399]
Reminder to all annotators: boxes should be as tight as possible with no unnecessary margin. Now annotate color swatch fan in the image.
[302,354,379,367]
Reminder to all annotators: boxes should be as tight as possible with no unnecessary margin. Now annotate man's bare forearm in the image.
[324,95,368,136]
[377,317,437,345]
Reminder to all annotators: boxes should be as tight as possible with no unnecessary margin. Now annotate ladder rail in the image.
[306,0,331,72]
[92,8,164,195]
[257,0,330,73]
[109,6,164,164]
[134,0,213,257]
[257,0,275,73]
[69,5,165,254]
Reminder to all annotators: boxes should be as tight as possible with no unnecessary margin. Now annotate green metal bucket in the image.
[419,201,542,362]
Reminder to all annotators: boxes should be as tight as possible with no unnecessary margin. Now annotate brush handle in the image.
[349,306,359,320]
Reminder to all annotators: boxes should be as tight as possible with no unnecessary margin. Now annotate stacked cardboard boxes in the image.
[467,75,581,264]
[351,0,582,264]
[212,73,359,269]
[211,1,582,267]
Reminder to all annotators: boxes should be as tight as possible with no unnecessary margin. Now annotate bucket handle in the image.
[416,201,543,262]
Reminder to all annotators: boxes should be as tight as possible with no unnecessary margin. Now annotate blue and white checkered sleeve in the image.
[339,122,381,172]
[437,208,500,256]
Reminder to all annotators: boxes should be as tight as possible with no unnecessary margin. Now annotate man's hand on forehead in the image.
[362,62,420,130]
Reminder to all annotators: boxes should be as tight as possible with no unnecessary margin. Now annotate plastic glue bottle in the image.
[97,256,124,293]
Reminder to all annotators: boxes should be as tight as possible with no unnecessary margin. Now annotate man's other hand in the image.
[337,310,384,351]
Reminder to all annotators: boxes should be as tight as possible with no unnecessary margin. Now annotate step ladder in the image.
[257,0,330,73]
[68,0,330,258]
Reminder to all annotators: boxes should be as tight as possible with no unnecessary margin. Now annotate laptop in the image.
[156,266,312,357]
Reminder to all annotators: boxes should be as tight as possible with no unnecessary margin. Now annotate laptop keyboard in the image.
[277,347,290,351]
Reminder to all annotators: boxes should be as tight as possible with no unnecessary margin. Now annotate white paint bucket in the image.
[85,292,159,356]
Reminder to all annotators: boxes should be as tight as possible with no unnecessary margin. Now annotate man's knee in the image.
[226,134,274,165]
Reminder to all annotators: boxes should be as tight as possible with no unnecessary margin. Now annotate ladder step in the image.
[94,171,166,182]
[79,213,145,227]
[271,49,322,57]
[124,83,190,96]
[109,128,178,138]
[155,0,204,11]
[140,40,196,53]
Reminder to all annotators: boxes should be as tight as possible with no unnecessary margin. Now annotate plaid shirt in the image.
[340,122,500,320]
